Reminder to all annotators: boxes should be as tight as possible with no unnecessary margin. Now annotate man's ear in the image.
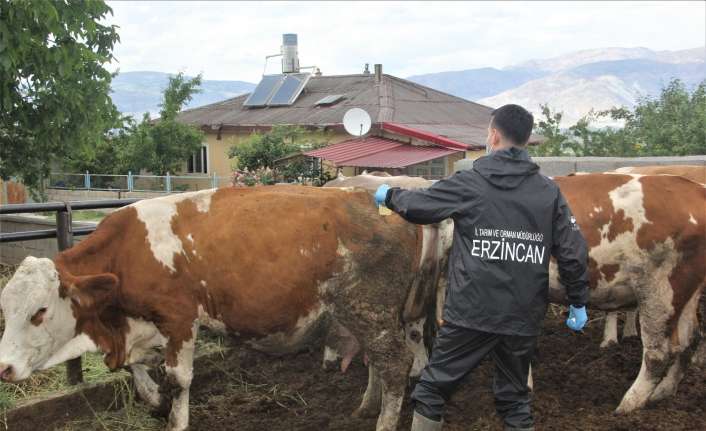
[62,273,119,310]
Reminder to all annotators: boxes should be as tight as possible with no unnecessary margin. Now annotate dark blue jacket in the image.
[386,147,589,336]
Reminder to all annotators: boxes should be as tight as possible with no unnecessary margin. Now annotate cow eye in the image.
[30,307,47,325]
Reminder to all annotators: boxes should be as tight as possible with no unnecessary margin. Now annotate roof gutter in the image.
[381,122,470,150]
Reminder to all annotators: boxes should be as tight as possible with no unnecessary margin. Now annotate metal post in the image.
[1,178,7,205]
[166,172,171,193]
[128,171,133,192]
[84,171,91,190]
[56,207,83,385]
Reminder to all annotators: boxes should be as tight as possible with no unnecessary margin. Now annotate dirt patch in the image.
[53,310,705,430]
[177,311,705,431]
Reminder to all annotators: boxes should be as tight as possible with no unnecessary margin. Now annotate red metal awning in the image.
[304,136,460,168]
[381,122,470,150]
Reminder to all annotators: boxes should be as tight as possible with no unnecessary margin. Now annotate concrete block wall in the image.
[0,215,97,265]
[45,189,173,202]
[454,156,706,177]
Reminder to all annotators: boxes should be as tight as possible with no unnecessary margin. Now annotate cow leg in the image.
[131,364,162,408]
[616,288,676,414]
[601,312,619,348]
[623,310,639,338]
[367,331,412,431]
[694,341,706,366]
[322,346,341,370]
[435,275,447,327]
[162,324,198,431]
[353,365,382,418]
[406,317,428,378]
[650,291,702,403]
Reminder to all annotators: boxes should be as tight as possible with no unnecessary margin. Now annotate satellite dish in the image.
[343,108,371,137]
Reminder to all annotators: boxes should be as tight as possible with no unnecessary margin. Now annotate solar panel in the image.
[243,75,284,107]
[268,73,311,106]
[315,94,345,106]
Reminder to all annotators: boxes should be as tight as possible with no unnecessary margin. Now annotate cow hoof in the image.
[692,343,706,367]
[600,339,617,349]
[614,398,641,415]
[352,406,380,419]
[166,423,189,431]
[150,400,172,419]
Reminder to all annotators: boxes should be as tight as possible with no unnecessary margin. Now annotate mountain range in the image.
[111,71,255,118]
[410,47,705,126]
[112,46,705,127]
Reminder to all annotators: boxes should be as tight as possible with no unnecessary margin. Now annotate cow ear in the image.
[64,273,119,309]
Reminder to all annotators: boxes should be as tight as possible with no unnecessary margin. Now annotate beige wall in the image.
[191,129,478,181]
[182,130,353,179]
[465,149,485,160]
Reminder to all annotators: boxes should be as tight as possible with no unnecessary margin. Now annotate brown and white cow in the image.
[615,165,706,183]
[601,165,706,348]
[0,186,438,431]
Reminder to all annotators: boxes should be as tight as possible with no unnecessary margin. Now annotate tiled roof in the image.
[176,73,495,148]
[304,136,460,168]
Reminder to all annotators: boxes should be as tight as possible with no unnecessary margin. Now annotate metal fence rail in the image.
[0,198,141,384]
[48,172,225,193]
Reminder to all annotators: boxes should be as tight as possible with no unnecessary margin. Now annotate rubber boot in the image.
[411,411,443,431]
[504,426,534,431]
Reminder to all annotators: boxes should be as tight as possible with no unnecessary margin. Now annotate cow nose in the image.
[0,364,14,382]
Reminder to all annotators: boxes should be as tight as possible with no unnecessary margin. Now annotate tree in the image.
[229,126,304,170]
[528,105,569,157]
[66,72,204,175]
[228,125,332,183]
[0,0,120,190]
[618,79,706,156]
[530,79,706,157]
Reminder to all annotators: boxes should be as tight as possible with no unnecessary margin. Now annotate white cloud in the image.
[106,1,705,82]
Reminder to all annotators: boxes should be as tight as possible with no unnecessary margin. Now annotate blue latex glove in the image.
[374,184,391,207]
[566,305,588,331]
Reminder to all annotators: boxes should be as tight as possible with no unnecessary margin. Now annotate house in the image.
[175,34,505,180]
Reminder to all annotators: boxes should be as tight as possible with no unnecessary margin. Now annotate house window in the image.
[187,144,208,174]
[410,157,447,178]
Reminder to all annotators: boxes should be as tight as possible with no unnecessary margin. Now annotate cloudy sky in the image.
[106,1,705,82]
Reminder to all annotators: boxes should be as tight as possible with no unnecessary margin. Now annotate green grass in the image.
[0,352,129,411]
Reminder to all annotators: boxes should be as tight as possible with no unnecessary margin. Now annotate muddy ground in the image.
[178,311,705,431]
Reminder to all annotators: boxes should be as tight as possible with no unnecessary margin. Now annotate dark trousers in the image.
[411,323,537,429]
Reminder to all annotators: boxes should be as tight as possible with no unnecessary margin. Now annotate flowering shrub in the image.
[231,167,275,187]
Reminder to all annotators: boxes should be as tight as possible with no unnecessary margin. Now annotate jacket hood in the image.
[473,146,539,189]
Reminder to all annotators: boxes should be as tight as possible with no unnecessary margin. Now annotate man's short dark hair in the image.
[490,104,534,146]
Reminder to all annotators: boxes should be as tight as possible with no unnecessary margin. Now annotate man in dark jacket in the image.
[374,104,589,431]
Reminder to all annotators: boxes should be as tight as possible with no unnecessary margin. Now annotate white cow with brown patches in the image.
[602,165,706,348]
[549,173,705,413]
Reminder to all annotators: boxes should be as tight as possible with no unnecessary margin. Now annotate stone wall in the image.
[0,215,97,265]
[454,155,706,176]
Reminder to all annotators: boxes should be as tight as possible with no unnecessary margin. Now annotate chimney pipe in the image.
[281,33,300,73]
[374,64,382,82]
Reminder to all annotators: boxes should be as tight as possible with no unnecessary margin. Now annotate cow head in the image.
[0,256,117,381]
